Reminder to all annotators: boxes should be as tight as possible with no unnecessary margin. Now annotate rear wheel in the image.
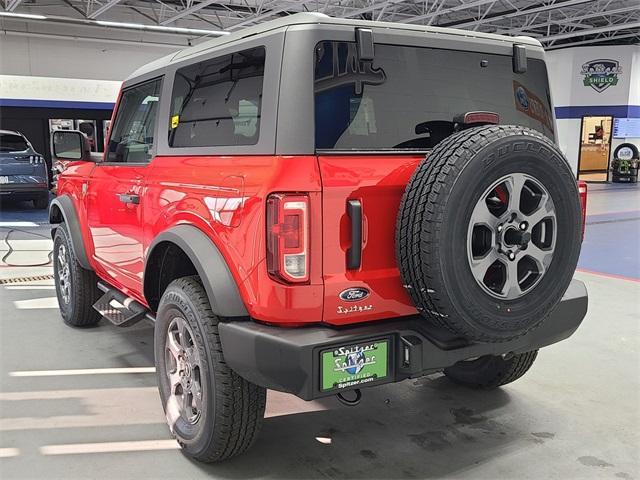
[53,224,101,327]
[155,276,266,463]
[444,350,538,389]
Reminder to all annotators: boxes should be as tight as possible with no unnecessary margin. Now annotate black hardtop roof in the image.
[126,12,541,83]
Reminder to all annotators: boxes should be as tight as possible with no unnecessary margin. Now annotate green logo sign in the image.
[321,341,388,391]
[581,59,621,93]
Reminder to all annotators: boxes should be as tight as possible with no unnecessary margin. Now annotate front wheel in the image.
[53,223,101,327]
[155,276,266,463]
[443,350,538,389]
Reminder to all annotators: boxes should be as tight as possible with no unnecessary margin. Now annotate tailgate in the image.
[318,154,422,325]
[0,153,38,176]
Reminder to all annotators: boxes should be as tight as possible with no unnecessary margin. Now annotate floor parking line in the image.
[9,367,156,377]
[12,297,60,309]
[0,387,162,431]
[40,440,179,455]
[0,387,157,401]
[0,447,20,458]
[3,285,55,290]
[0,222,39,227]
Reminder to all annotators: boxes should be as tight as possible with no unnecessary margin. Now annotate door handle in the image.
[118,193,140,205]
[346,199,362,270]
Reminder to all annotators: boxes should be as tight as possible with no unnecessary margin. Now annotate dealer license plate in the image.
[321,340,388,392]
[0,176,9,184]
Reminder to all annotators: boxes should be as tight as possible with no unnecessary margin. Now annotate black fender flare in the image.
[144,225,248,318]
[49,195,92,270]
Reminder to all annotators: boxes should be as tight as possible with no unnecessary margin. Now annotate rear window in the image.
[169,47,265,148]
[0,133,29,152]
[314,42,554,151]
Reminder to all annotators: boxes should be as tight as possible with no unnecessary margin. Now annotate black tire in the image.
[613,143,639,160]
[53,224,101,327]
[33,195,49,210]
[396,125,582,342]
[444,350,538,389]
[155,276,266,463]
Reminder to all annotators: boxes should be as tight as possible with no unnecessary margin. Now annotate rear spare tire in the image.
[396,125,582,342]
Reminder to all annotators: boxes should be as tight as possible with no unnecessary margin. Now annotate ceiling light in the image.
[0,12,47,20]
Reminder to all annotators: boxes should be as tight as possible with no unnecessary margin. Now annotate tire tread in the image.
[396,125,580,342]
[159,276,266,463]
[53,224,101,327]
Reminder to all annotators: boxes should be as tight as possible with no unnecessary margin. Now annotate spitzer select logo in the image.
[333,344,377,375]
[581,59,621,93]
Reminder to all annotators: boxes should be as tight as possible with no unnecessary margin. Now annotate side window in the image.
[168,47,265,148]
[107,78,162,163]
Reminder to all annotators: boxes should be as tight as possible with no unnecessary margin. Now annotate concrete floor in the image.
[0,186,638,480]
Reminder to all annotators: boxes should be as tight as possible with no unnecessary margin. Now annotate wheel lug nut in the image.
[519,222,528,230]
[497,225,503,232]
[508,251,515,261]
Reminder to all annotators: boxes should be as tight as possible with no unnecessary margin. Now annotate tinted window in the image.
[0,133,29,152]
[314,42,554,150]
[169,47,265,148]
[107,78,162,163]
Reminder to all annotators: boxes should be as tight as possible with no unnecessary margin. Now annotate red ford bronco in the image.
[50,13,588,462]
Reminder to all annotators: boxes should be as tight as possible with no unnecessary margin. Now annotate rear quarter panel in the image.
[144,155,325,324]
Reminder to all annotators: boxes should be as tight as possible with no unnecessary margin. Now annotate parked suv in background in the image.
[0,130,49,209]
[50,13,588,463]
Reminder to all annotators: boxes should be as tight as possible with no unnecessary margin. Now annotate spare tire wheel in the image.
[396,125,582,342]
[613,143,639,160]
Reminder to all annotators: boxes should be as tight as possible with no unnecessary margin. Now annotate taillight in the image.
[266,193,309,283]
[578,181,587,240]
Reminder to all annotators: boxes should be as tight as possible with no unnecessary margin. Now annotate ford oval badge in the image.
[339,287,370,302]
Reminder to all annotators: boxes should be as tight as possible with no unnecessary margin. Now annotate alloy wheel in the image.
[57,244,71,305]
[164,316,203,428]
[467,173,556,300]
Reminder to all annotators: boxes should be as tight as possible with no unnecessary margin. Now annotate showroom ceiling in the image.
[1,0,639,49]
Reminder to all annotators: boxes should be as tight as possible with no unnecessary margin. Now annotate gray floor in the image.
[0,190,638,480]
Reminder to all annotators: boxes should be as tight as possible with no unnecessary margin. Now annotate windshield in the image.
[0,133,29,152]
[314,42,555,151]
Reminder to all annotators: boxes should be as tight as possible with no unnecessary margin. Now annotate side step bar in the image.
[93,282,151,327]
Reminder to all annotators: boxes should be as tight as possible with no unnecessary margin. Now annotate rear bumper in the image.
[0,177,48,199]
[219,279,588,400]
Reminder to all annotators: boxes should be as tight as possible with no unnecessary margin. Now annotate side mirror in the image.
[51,130,91,161]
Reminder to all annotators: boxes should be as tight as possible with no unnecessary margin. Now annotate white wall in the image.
[555,119,582,170]
[0,33,177,81]
[627,48,640,106]
[546,45,640,177]
[547,45,634,107]
[0,74,121,103]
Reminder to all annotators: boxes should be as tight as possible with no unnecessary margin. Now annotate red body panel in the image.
[55,161,96,262]
[317,155,422,325]
[143,155,324,324]
[58,149,427,326]
[578,180,587,239]
[85,165,146,294]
